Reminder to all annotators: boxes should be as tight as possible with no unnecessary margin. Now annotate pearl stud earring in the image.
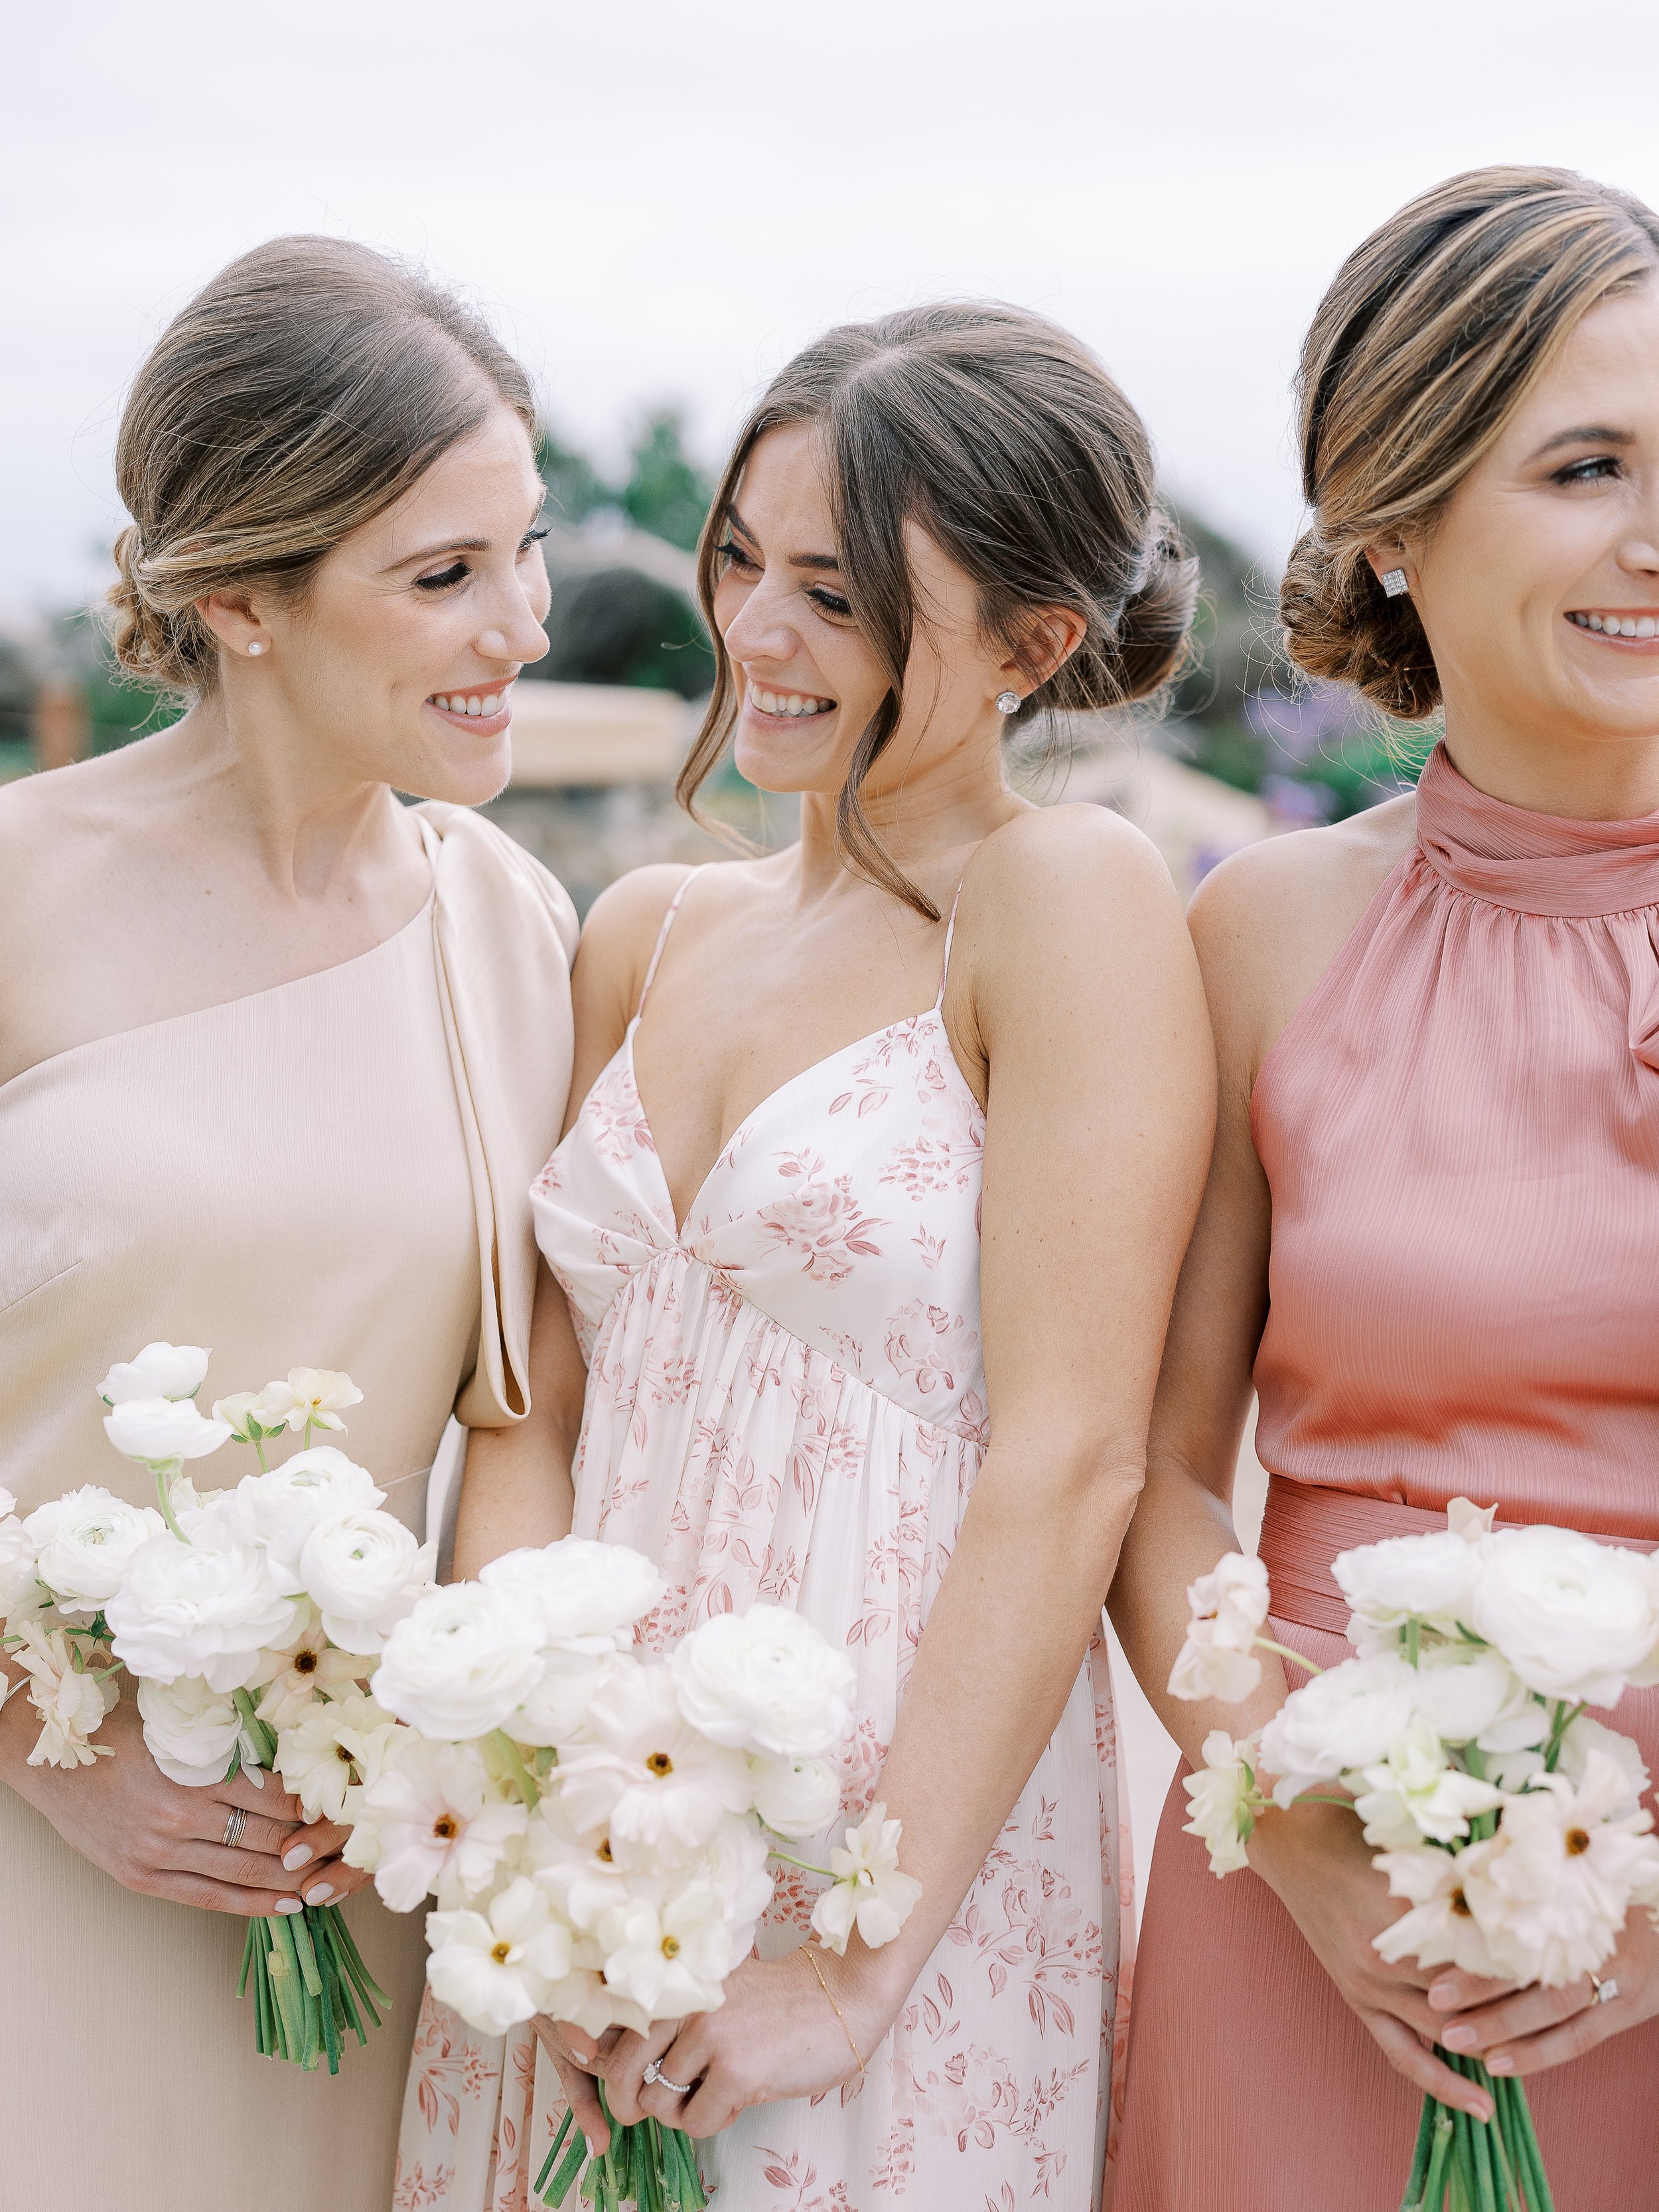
[995,690,1020,715]
[247,641,265,656]
[1381,569,1409,599]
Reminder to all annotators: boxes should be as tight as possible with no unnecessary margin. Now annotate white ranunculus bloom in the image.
[277,1692,400,1822]
[0,1509,40,1615]
[1372,1844,1506,1979]
[750,1752,843,1840]
[1409,1645,1548,1753]
[252,1368,364,1436]
[698,1811,776,1938]
[1556,1712,1652,1814]
[555,1665,755,1863]
[508,1647,626,1749]
[1182,1729,1262,1875]
[478,1538,665,1654]
[98,1342,210,1406]
[371,1584,545,1740]
[1351,1716,1506,1848]
[810,1803,922,1954]
[137,1672,246,1786]
[426,1878,577,2036]
[223,1448,384,1591]
[1258,1653,1419,1806]
[1461,1751,1659,1986]
[23,1486,165,1613]
[1168,1624,1263,1704]
[1168,1553,1270,1704]
[1334,1528,1483,1636]
[1471,1527,1659,1706]
[345,1737,528,1912]
[672,1605,855,1759]
[103,1396,232,1469]
[0,1487,15,1518]
[11,1621,119,1767]
[252,1613,371,1730]
[597,1879,741,2018]
[106,1518,303,1691]
[299,1511,431,1656]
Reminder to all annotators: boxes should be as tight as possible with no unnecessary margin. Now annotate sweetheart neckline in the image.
[620,1004,974,1239]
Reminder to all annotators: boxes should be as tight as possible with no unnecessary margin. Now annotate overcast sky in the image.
[7,0,1659,615]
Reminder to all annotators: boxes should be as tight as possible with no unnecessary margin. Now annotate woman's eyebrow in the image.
[384,534,488,571]
[727,504,840,570]
[1528,424,1636,461]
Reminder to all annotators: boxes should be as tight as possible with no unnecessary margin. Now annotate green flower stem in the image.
[232,1687,278,1768]
[152,1459,187,1541]
[766,1849,835,1877]
[1404,2091,1437,2206]
[1542,1700,1585,1775]
[1415,2109,1454,2211]
[488,1728,541,1809]
[1252,1635,1325,1675]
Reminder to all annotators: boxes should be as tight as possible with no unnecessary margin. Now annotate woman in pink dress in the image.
[396,305,1216,2209]
[1113,167,1659,2208]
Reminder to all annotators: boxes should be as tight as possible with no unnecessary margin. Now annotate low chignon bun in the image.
[1111,515,1200,707]
[1279,532,1440,721]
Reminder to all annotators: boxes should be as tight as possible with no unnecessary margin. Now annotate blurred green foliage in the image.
[537,409,713,553]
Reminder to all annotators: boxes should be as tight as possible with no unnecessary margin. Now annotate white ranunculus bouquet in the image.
[0,1347,432,2075]
[352,1550,920,2212]
[1168,1499,1659,2212]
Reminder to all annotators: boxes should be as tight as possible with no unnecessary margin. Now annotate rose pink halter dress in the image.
[1116,745,1659,2211]
[398,874,1129,2212]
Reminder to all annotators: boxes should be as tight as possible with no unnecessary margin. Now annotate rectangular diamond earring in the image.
[1382,568,1409,598]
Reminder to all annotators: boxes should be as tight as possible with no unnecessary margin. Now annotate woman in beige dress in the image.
[0,237,577,2211]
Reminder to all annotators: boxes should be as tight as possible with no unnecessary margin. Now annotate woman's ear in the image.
[1003,605,1088,692]
[1362,542,1417,595]
[194,589,273,659]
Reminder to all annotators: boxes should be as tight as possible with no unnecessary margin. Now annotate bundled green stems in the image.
[537,2085,707,2212]
[1401,2056,1555,2212]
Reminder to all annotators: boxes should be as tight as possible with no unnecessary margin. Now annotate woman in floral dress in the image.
[397,304,1214,2210]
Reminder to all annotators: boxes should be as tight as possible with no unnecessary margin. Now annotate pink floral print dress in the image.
[396,879,1129,2212]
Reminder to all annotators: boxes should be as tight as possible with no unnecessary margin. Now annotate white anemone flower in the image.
[810,1803,922,1954]
[1372,1844,1508,1980]
[426,1878,577,2037]
[478,1538,664,1654]
[23,1487,165,1615]
[555,1664,755,1862]
[1351,1717,1506,1849]
[97,1342,210,1406]
[1182,1729,1262,1876]
[103,1396,232,1469]
[277,1692,400,1822]
[11,1621,118,1768]
[252,1613,372,1730]
[344,1737,528,1912]
[524,1799,633,1934]
[252,1369,364,1436]
[597,1880,741,2018]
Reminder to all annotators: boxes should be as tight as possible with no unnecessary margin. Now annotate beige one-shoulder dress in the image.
[0,803,576,2212]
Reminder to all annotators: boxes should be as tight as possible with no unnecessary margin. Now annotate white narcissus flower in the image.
[672,1605,855,1759]
[253,1613,371,1730]
[137,1672,246,1786]
[555,1664,755,1864]
[277,1692,400,1822]
[597,1880,741,2018]
[106,1518,303,1692]
[1409,1645,1548,1755]
[299,1511,432,1657]
[750,1752,843,1840]
[103,1397,232,1468]
[371,1584,545,1739]
[97,1342,210,1406]
[1372,1844,1507,1980]
[1351,1717,1506,1848]
[224,1448,384,1591]
[478,1538,664,1654]
[344,1737,528,1912]
[0,1508,41,1615]
[810,1803,922,1954]
[524,1800,634,1937]
[11,1622,118,1768]
[1182,1729,1262,1876]
[1258,1653,1419,1807]
[1471,1528,1659,1707]
[1334,1528,1484,1638]
[252,1369,364,1436]
[23,1487,165,1614]
[1167,1553,1269,1704]
[426,1877,577,2036]
[1460,1751,1659,1986]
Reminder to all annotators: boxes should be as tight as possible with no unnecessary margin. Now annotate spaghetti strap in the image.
[934,886,964,1010]
[636,873,694,1019]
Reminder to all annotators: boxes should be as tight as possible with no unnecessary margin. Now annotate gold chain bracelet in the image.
[803,1944,866,2075]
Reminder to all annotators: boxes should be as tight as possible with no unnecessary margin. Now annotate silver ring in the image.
[641,2058,695,2097]
[1591,1973,1619,2006]
[222,1805,248,1851]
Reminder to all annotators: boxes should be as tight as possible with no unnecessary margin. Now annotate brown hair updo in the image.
[1283,166,1659,719]
[678,303,1197,918]
[108,235,537,697]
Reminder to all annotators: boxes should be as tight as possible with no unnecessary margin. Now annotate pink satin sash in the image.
[1257,1475,1654,1638]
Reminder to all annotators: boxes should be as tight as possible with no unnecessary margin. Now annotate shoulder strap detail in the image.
[934,885,964,1011]
[636,873,694,1018]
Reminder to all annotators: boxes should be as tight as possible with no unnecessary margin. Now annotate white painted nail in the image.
[282,1843,314,1871]
[277,1897,304,1913]
[304,1881,334,1906]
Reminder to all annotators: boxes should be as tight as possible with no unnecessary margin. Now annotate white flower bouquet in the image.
[350,1540,921,2212]
[1171,1499,1659,2212]
[0,1343,431,2071]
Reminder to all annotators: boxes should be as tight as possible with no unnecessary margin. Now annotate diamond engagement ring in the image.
[222,1805,248,1850]
[642,2058,695,2097]
[1591,1974,1619,2005]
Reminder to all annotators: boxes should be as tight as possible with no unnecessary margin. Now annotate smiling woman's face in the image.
[1404,279,1659,760]
[711,422,1017,802]
[244,402,551,805]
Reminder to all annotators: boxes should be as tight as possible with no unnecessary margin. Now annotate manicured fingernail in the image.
[304,1881,334,1906]
[282,1844,313,1871]
[1429,1980,1457,2009]
[1488,2057,1514,2076]
[277,1897,303,1913]
[1442,2026,1476,2050]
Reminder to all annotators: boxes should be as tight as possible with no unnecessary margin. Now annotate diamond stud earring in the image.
[247,641,266,656]
[1381,569,1409,599]
[995,690,1021,715]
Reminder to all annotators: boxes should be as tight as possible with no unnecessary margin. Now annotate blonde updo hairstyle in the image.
[108,236,537,697]
[678,303,1198,918]
[1283,167,1659,720]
